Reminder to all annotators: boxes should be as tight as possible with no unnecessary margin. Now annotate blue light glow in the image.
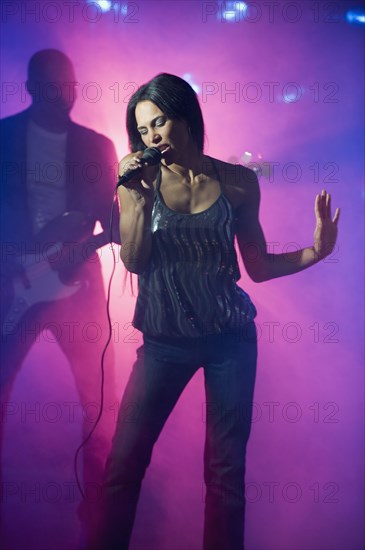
[87,0,112,13]
[346,10,365,24]
[222,1,247,23]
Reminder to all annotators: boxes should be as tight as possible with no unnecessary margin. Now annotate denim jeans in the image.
[97,325,257,550]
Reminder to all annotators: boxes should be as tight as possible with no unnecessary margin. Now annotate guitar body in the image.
[1,211,94,336]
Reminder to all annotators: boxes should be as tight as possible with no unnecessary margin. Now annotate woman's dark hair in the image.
[126,73,205,153]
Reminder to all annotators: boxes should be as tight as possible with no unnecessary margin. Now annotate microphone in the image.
[117,147,162,188]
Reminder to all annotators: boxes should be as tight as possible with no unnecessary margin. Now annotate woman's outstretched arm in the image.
[236,169,340,283]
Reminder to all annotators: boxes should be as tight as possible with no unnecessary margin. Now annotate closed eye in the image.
[137,115,168,135]
[155,116,167,127]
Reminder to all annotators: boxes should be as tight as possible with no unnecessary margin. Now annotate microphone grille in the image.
[142,147,162,165]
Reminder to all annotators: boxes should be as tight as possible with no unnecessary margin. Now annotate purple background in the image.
[1,1,364,549]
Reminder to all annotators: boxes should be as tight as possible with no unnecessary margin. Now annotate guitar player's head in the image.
[26,49,77,126]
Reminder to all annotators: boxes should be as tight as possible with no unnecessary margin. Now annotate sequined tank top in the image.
[132,157,257,338]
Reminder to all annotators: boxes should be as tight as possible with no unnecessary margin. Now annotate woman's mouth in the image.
[158,145,170,155]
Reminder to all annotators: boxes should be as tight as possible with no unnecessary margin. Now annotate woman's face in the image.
[135,100,190,163]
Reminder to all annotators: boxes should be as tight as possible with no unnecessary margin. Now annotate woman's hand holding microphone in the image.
[117,148,162,214]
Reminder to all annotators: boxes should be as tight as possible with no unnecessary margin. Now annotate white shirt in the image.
[26,119,67,234]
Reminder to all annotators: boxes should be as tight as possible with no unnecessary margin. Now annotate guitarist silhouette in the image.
[0,49,120,549]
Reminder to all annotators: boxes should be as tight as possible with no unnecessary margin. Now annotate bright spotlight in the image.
[87,0,112,12]
[346,9,365,24]
[182,73,201,94]
[241,152,252,165]
[222,1,247,23]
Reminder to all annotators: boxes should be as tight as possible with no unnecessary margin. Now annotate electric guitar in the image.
[1,211,113,336]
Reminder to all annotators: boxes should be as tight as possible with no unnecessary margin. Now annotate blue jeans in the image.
[98,325,257,550]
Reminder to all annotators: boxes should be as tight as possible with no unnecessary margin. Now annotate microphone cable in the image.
[73,186,119,502]
[73,147,161,502]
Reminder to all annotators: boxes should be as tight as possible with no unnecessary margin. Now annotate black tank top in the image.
[132,157,257,338]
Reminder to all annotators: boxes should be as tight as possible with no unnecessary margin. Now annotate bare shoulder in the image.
[209,157,260,209]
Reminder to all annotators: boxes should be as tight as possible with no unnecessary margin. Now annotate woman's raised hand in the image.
[313,189,340,260]
[118,152,159,212]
